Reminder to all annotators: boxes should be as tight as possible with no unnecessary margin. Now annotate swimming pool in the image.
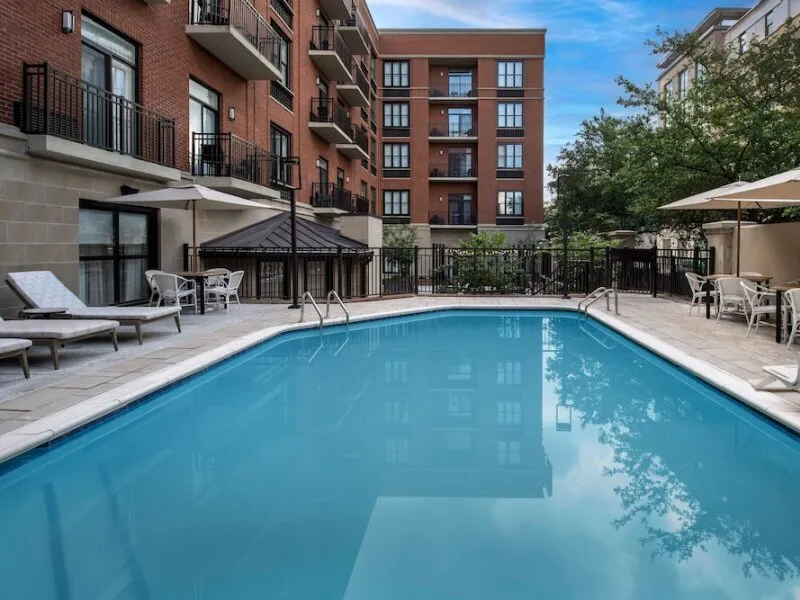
[1,309,800,599]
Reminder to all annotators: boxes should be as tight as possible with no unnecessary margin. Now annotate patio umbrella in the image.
[659,181,800,275]
[101,184,271,265]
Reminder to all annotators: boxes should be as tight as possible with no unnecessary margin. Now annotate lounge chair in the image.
[6,271,182,345]
[754,365,800,391]
[0,317,118,369]
[0,338,32,379]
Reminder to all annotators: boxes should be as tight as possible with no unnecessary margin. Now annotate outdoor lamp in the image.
[228,106,236,121]
[61,9,74,34]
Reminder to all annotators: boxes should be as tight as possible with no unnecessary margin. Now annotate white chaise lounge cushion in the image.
[0,317,118,340]
[7,271,180,321]
[0,338,32,353]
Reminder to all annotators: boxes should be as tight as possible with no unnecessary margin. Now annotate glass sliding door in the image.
[79,203,156,306]
[189,79,220,175]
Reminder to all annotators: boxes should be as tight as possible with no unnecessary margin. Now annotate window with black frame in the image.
[190,79,220,175]
[270,124,292,187]
[384,61,409,87]
[497,61,523,88]
[79,202,156,306]
[384,102,409,127]
[384,190,409,215]
[273,23,291,88]
[497,191,523,216]
[498,103,523,128]
[384,143,409,168]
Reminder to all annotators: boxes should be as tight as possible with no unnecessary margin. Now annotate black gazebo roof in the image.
[201,213,371,257]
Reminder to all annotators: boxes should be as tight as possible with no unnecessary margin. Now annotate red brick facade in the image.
[0,1,544,226]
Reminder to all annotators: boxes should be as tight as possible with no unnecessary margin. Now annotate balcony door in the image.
[448,71,472,97]
[81,16,137,155]
[449,194,473,225]
[189,79,220,175]
[448,148,473,177]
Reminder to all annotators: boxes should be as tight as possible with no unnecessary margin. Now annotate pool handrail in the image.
[299,292,323,328]
[325,290,350,326]
[578,287,619,315]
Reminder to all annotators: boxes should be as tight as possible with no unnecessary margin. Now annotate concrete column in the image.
[605,230,638,248]
[702,220,755,274]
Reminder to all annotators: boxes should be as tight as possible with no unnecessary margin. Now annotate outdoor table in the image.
[702,274,773,320]
[20,308,68,319]
[770,283,799,343]
[177,270,210,315]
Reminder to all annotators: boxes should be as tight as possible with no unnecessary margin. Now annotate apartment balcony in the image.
[18,63,179,183]
[338,8,370,55]
[319,0,352,21]
[309,98,352,143]
[429,118,477,141]
[190,132,283,199]
[337,66,370,108]
[429,160,477,182]
[309,26,353,83]
[429,82,477,102]
[336,126,369,160]
[310,183,353,216]
[429,211,477,228]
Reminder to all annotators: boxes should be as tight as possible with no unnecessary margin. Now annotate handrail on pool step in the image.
[326,290,350,326]
[578,287,619,316]
[299,292,324,328]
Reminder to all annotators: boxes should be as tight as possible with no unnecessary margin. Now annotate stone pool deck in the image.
[1,295,799,444]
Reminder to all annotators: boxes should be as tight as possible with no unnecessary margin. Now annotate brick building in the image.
[0,0,545,312]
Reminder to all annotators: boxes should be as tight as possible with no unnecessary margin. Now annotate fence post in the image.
[587,248,594,295]
[692,246,700,274]
[182,243,189,271]
[337,246,343,297]
[413,246,419,295]
[651,245,658,297]
[708,247,716,275]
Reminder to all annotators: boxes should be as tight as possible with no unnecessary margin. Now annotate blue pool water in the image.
[2,310,800,599]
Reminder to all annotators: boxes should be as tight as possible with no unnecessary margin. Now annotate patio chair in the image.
[0,316,118,370]
[0,338,32,379]
[205,270,244,312]
[152,272,198,314]
[203,268,231,288]
[784,289,800,348]
[715,277,746,323]
[740,280,779,338]
[686,272,717,315]
[145,269,165,306]
[6,271,182,345]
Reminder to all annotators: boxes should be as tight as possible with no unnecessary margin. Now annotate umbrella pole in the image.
[736,202,741,277]
[192,200,198,270]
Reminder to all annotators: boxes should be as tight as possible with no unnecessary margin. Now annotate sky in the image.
[366,0,754,173]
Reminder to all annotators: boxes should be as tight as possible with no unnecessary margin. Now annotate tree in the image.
[383,224,417,294]
[451,232,523,293]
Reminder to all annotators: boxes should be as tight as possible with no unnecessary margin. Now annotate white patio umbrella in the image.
[102,184,270,265]
[659,180,800,275]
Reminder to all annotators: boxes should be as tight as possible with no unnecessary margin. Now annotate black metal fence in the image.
[184,246,712,302]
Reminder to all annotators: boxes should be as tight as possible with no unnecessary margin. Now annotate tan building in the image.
[0,1,545,314]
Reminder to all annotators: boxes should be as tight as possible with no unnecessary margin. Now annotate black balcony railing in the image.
[429,159,476,178]
[19,63,175,167]
[430,81,476,98]
[429,211,477,226]
[192,132,296,190]
[429,116,476,137]
[270,0,293,29]
[352,193,374,215]
[310,26,353,72]
[351,66,370,99]
[343,7,370,47]
[190,0,282,69]
[351,126,368,153]
[310,98,352,133]
[311,182,353,211]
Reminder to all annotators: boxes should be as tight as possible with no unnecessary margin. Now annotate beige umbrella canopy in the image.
[102,184,271,263]
[660,180,800,275]
[714,167,800,203]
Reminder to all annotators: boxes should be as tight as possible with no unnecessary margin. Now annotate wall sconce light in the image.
[61,9,74,34]
[228,106,236,121]
[316,77,321,86]
[315,9,320,16]
[439,196,443,202]
[439,149,444,155]
[316,159,321,168]
[440,110,445,115]
[346,176,350,183]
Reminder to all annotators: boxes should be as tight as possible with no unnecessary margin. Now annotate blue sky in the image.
[367,0,753,171]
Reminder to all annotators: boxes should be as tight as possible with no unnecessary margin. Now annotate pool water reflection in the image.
[1,311,799,599]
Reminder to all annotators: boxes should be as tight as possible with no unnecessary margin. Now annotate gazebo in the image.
[195,214,374,301]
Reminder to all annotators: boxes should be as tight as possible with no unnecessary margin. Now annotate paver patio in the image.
[1,294,799,437]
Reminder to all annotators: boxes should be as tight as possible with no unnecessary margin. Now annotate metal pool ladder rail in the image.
[577,287,619,316]
[299,292,324,328]
[326,290,350,326]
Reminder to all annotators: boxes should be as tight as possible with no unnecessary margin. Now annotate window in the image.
[79,202,156,306]
[738,34,748,53]
[497,191,523,216]
[384,61,409,87]
[360,181,368,199]
[497,401,521,425]
[318,157,329,186]
[695,63,706,81]
[664,79,675,100]
[385,360,408,383]
[273,24,291,87]
[497,440,521,465]
[765,10,775,36]
[370,186,377,213]
[498,144,523,169]
[81,15,138,153]
[189,79,220,174]
[448,71,473,96]
[448,394,472,417]
[498,103,523,128]
[270,124,292,186]
[448,194,473,225]
[385,438,409,464]
[385,401,409,424]
[448,107,473,136]
[383,190,409,215]
[384,102,409,127]
[678,69,688,100]
[497,361,522,385]
[498,60,523,88]
[384,143,409,168]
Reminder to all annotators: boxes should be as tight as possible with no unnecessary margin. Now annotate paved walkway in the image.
[0,295,798,436]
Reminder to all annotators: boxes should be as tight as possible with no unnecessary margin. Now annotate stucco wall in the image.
[737,221,800,283]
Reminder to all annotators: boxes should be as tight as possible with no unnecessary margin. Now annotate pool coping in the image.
[0,301,794,465]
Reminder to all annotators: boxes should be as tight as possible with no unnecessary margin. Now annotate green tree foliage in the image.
[383,224,417,276]
[451,232,523,293]
[549,21,800,235]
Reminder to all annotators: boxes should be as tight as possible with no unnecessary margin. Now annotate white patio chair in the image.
[205,270,243,312]
[785,289,800,348]
[145,269,165,306]
[203,267,231,288]
[686,272,716,315]
[152,273,198,314]
[754,365,800,391]
[715,277,746,323]
[740,280,779,338]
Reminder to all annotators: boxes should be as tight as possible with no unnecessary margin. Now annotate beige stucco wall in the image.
[737,221,800,283]
[338,215,383,248]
